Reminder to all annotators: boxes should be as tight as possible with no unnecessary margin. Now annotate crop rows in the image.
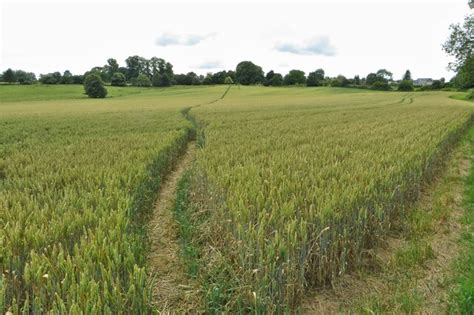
[0,87,223,313]
[184,88,474,312]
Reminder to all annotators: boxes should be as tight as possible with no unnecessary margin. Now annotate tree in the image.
[224,76,234,84]
[15,70,36,84]
[307,69,325,86]
[132,74,151,87]
[39,72,62,84]
[61,70,74,84]
[454,55,474,89]
[443,14,473,72]
[111,72,126,86]
[431,80,444,90]
[105,58,119,80]
[235,61,264,85]
[354,75,361,85]
[211,71,228,84]
[125,55,143,81]
[264,70,275,86]
[283,69,306,85]
[152,73,162,87]
[330,75,349,87]
[2,68,16,83]
[402,70,412,81]
[371,81,390,90]
[83,73,107,98]
[376,69,393,82]
[270,73,283,86]
[366,73,378,86]
[398,80,414,91]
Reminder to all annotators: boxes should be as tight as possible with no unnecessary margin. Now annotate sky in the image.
[0,0,471,80]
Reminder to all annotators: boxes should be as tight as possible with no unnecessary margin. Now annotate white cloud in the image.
[156,33,216,46]
[195,61,223,69]
[275,36,336,56]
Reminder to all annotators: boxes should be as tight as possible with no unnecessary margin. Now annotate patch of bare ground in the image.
[302,144,470,314]
[147,141,200,314]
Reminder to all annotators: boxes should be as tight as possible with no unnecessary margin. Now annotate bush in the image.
[132,74,151,87]
[398,80,414,91]
[83,73,107,98]
[468,89,474,100]
[111,72,126,87]
[371,81,391,91]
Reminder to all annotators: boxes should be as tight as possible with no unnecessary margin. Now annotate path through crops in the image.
[148,140,197,313]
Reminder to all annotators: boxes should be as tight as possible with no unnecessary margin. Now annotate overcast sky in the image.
[1,0,471,80]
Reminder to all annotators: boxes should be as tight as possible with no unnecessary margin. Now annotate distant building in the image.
[413,78,433,86]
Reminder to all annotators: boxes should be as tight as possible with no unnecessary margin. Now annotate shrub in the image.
[371,81,391,91]
[132,74,151,87]
[111,72,126,87]
[398,80,414,91]
[83,73,107,98]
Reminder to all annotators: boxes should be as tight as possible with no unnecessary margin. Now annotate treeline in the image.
[0,57,466,92]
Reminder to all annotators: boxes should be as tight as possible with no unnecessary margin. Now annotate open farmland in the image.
[0,85,473,313]
[0,86,223,313]
[186,87,474,312]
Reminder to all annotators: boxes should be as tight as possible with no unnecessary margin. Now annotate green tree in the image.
[235,61,264,85]
[110,72,126,86]
[402,70,412,81]
[443,14,473,72]
[283,70,306,85]
[61,70,74,84]
[354,75,361,85]
[270,73,283,86]
[307,69,325,86]
[83,73,107,98]
[454,55,474,89]
[224,76,234,84]
[132,74,151,87]
[2,68,16,83]
[15,70,36,84]
[398,80,414,91]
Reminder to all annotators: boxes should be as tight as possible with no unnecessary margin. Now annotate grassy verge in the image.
[347,125,474,314]
[448,126,474,313]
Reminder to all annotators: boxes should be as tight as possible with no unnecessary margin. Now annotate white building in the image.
[413,78,433,86]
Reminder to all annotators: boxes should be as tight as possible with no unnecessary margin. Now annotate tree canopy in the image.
[235,61,264,85]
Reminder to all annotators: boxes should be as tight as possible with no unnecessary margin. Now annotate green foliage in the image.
[330,75,349,87]
[39,72,62,84]
[110,72,126,87]
[307,69,325,87]
[403,70,412,81]
[83,73,108,98]
[448,126,474,314]
[2,69,16,83]
[455,56,474,89]
[15,70,36,85]
[235,61,264,85]
[283,69,306,85]
[398,80,414,91]
[443,13,473,72]
[371,81,391,90]
[132,74,151,87]
[224,76,234,84]
[60,70,73,84]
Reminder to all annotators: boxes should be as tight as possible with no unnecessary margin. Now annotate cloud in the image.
[275,36,336,56]
[156,33,215,46]
[195,61,223,69]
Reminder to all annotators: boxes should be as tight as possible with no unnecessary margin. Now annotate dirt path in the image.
[147,141,198,314]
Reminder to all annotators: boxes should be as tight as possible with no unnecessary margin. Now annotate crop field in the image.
[0,85,473,313]
[0,86,223,313]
